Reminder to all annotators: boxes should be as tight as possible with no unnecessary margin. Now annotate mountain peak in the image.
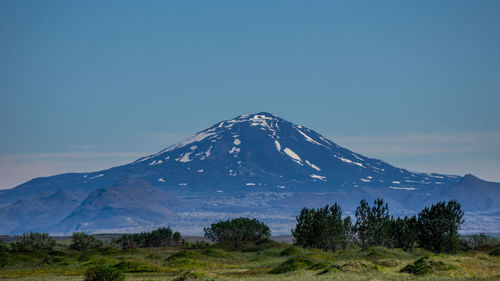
[460,174,481,184]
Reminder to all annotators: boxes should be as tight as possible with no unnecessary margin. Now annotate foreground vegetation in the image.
[1,237,500,280]
[1,199,498,280]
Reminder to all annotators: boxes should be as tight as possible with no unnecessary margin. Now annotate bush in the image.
[84,264,125,281]
[70,232,103,251]
[204,217,270,247]
[11,232,56,251]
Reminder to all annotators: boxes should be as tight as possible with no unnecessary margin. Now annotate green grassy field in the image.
[1,240,499,281]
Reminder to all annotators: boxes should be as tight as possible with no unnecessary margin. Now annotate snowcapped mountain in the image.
[128,112,461,192]
[0,112,498,235]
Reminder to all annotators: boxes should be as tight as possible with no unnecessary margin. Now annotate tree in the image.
[11,232,56,251]
[70,232,103,251]
[204,217,271,247]
[341,216,355,250]
[325,203,345,251]
[391,216,418,251]
[172,231,182,246]
[369,198,391,247]
[111,227,179,249]
[292,203,353,251]
[149,227,173,247]
[417,200,464,253]
[355,199,370,248]
[292,207,316,248]
[355,198,392,248]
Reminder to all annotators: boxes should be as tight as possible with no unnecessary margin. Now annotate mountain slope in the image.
[52,178,182,234]
[0,190,86,234]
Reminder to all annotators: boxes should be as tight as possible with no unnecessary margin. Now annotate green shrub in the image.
[11,232,56,251]
[84,264,125,281]
[70,232,103,251]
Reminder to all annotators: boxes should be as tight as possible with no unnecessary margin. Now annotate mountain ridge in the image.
[0,112,498,235]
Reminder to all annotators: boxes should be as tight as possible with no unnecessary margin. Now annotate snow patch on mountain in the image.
[179,152,193,163]
[274,140,281,151]
[336,156,364,167]
[389,186,417,191]
[296,128,326,147]
[305,160,321,171]
[310,174,326,181]
[89,174,104,179]
[284,147,303,165]
[149,160,163,165]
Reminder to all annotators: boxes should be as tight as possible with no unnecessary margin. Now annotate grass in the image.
[0,242,499,280]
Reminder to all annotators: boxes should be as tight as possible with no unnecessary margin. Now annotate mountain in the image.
[0,112,498,235]
[0,189,86,234]
[52,178,183,234]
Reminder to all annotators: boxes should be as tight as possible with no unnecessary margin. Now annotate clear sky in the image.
[1,0,499,189]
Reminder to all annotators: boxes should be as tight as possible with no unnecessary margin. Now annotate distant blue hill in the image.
[0,112,499,235]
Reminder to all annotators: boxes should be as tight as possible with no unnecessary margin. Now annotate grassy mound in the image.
[280,246,304,257]
[165,250,211,268]
[318,261,381,275]
[146,253,164,260]
[360,246,410,260]
[113,259,161,273]
[172,270,215,281]
[201,248,238,260]
[216,238,283,252]
[268,255,316,274]
[489,248,500,256]
[85,264,124,281]
[338,261,381,272]
[400,255,455,275]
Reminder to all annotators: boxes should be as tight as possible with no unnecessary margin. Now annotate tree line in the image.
[1,199,465,253]
[111,227,182,249]
[293,199,464,253]
[3,227,183,252]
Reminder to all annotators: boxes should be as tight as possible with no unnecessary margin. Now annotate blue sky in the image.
[1,0,499,188]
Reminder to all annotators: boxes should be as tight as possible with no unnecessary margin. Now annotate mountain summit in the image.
[0,112,498,235]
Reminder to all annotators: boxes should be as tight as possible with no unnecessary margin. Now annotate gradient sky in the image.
[1,0,499,189]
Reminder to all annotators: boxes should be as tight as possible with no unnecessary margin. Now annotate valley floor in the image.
[0,240,499,281]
